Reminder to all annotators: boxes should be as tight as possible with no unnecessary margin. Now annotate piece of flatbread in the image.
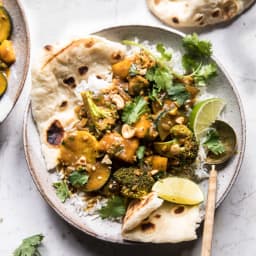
[122,192,164,233]
[122,202,201,243]
[31,36,126,170]
[147,0,255,27]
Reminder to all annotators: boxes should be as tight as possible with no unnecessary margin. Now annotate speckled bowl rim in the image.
[23,25,246,244]
[0,0,30,123]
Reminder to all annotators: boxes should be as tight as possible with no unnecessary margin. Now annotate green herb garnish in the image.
[98,196,126,219]
[122,96,149,125]
[137,146,146,161]
[53,181,70,203]
[182,33,212,58]
[156,43,172,61]
[193,63,217,87]
[204,128,225,155]
[167,83,190,106]
[182,33,217,87]
[146,65,173,92]
[69,171,89,188]
[13,234,44,256]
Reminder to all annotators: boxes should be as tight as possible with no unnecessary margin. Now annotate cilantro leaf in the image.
[156,43,172,61]
[182,33,212,58]
[13,234,44,256]
[149,86,160,102]
[136,146,146,161]
[182,34,217,87]
[182,53,200,73]
[53,181,70,203]
[167,83,190,106]
[146,65,173,92]
[122,96,149,125]
[194,63,217,87]
[69,171,89,188]
[98,196,126,219]
[204,128,225,155]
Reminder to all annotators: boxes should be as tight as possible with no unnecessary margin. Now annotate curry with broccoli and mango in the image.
[0,4,16,97]
[54,34,219,218]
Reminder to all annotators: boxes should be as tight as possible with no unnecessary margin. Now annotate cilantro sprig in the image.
[98,196,126,219]
[182,33,212,58]
[204,128,225,155]
[13,234,44,256]
[53,181,70,203]
[136,145,146,161]
[168,83,190,106]
[156,43,172,61]
[69,171,89,188]
[146,65,173,93]
[182,33,217,87]
[122,96,149,125]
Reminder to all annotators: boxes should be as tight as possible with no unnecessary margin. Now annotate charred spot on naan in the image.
[174,206,185,214]
[46,120,64,146]
[172,17,179,24]
[171,205,188,217]
[78,66,89,76]
[44,45,53,51]
[59,100,68,110]
[194,14,204,23]
[154,214,161,219]
[63,76,76,88]
[112,51,124,61]
[96,74,103,79]
[212,9,221,18]
[141,222,155,233]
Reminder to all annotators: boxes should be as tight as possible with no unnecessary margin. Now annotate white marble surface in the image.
[0,0,256,255]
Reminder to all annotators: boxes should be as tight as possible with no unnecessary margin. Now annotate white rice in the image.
[75,71,113,98]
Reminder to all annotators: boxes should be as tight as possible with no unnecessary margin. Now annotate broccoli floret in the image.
[113,167,154,199]
[81,91,117,133]
[170,124,193,138]
[154,124,198,166]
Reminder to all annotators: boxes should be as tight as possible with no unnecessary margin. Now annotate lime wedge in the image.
[152,177,204,205]
[189,98,225,141]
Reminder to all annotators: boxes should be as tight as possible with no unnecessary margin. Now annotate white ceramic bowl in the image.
[0,0,30,123]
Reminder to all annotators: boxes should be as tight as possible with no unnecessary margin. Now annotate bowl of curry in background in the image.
[0,0,30,123]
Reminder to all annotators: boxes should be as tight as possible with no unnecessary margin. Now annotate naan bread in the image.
[122,192,163,233]
[122,202,201,243]
[31,36,126,170]
[147,0,255,27]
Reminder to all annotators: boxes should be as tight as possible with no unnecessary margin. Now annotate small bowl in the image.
[0,0,30,123]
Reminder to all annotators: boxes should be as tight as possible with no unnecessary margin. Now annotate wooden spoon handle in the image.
[201,165,218,256]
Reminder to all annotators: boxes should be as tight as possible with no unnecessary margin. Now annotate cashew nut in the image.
[121,124,136,139]
[111,94,125,110]
[175,116,185,124]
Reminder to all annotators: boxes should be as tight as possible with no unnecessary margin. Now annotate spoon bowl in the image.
[205,120,237,165]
